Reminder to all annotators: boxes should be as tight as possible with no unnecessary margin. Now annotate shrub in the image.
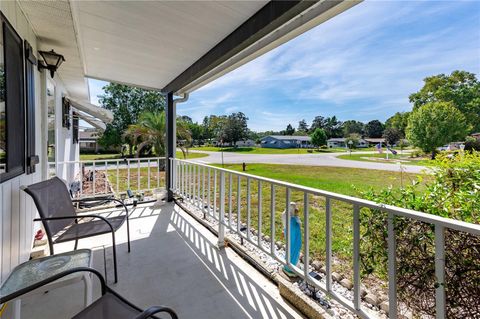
[360,152,480,317]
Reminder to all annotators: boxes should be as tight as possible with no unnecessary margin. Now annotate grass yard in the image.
[80,151,208,161]
[337,152,434,167]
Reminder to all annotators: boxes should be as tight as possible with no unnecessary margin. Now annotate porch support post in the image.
[166,92,175,202]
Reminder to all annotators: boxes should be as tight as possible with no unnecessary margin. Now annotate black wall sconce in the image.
[38,49,65,78]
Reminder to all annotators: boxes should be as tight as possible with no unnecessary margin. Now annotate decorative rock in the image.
[276,241,283,248]
[378,293,388,302]
[379,301,389,314]
[264,235,270,242]
[331,272,343,282]
[312,260,322,271]
[339,278,353,290]
[319,266,327,274]
[360,287,368,298]
[364,294,379,307]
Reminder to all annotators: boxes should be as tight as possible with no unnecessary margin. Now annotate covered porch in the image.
[19,202,303,319]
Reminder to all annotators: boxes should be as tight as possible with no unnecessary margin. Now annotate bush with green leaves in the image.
[359,152,480,317]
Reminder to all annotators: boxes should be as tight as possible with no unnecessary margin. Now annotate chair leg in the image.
[74,239,79,250]
[126,216,131,253]
[49,241,55,255]
[111,232,118,283]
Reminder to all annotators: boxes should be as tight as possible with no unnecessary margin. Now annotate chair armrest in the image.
[34,215,115,232]
[0,267,106,304]
[133,306,179,319]
[72,197,129,217]
[72,196,114,202]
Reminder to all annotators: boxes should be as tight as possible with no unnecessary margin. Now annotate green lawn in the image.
[337,152,434,167]
[80,151,208,161]
[216,164,425,196]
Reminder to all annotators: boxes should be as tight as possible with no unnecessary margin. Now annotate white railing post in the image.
[148,159,151,190]
[218,171,226,248]
[192,164,196,204]
[387,212,398,319]
[285,187,291,267]
[270,184,276,256]
[435,225,446,319]
[326,197,332,292]
[213,170,217,218]
[303,192,310,282]
[116,160,119,195]
[228,173,233,227]
[127,159,130,190]
[207,168,211,216]
[237,176,241,233]
[258,180,262,247]
[246,177,251,240]
[353,204,361,311]
[92,162,96,195]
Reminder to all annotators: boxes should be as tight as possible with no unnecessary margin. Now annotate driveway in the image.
[189,150,430,174]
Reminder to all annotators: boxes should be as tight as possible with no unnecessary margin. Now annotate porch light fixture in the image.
[38,49,65,78]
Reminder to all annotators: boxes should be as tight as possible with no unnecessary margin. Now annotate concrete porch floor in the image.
[20,202,304,319]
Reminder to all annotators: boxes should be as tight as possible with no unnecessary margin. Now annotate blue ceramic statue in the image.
[282,202,302,277]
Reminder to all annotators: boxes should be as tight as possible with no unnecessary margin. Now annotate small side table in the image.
[0,249,93,319]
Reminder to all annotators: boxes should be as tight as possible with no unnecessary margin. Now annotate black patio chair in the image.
[22,177,131,283]
[0,267,178,319]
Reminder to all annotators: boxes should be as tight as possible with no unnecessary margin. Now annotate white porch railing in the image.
[48,157,166,198]
[169,158,480,319]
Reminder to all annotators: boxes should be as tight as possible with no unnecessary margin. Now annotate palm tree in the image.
[125,111,191,157]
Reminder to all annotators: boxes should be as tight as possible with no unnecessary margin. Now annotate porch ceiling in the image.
[18,1,359,98]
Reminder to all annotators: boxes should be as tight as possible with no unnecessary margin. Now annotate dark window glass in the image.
[0,12,25,182]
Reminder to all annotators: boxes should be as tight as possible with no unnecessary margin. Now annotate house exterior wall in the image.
[0,2,77,293]
[260,136,310,149]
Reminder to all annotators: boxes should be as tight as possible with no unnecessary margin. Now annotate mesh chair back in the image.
[24,177,76,237]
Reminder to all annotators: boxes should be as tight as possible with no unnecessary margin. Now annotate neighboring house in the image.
[235,139,256,147]
[260,135,311,149]
[471,133,480,141]
[327,138,368,148]
[79,130,101,153]
[364,138,386,146]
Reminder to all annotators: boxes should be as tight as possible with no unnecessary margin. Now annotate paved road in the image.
[189,150,430,174]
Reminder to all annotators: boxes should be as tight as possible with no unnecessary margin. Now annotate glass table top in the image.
[1,249,91,299]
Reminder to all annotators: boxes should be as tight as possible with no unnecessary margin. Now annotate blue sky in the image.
[89,0,480,132]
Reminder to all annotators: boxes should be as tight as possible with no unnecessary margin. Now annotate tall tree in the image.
[324,116,343,138]
[385,112,410,137]
[310,128,327,148]
[298,119,309,133]
[283,124,295,136]
[221,112,249,146]
[383,127,402,145]
[406,102,469,158]
[409,70,480,132]
[310,116,327,131]
[97,83,165,153]
[342,120,364,137]
[365,120,384,138]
